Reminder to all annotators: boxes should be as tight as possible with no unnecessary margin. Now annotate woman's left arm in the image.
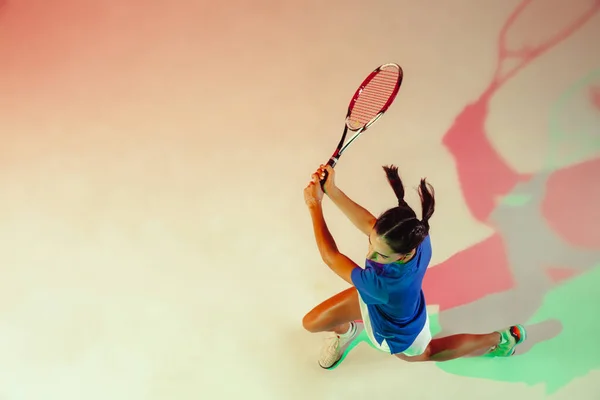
[307,203,358,285]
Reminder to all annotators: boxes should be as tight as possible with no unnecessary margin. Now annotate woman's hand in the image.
[304,169,325,208]
[319,164,337,195]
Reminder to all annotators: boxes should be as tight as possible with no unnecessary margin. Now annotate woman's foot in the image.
[318,321,364,368]
[486,324,527,357]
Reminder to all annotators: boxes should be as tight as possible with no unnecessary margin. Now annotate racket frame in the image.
[326,63,402,169]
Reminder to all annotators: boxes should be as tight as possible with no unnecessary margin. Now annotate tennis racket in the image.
[320,63,403,189]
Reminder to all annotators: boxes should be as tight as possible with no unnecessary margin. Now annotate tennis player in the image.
[302,164,527,369]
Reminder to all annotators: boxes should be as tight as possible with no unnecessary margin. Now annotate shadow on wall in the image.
[422,0,600,394]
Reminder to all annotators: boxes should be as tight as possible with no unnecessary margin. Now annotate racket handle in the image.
[320,157,338,192]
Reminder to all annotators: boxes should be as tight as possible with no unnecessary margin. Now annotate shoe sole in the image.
[319,356,343,370]
[512,324,527,343]
[508,324,527,356]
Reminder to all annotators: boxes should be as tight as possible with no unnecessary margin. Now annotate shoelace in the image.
[325,335,341,353]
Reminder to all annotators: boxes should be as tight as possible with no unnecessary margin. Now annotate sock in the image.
[338,321,355,338]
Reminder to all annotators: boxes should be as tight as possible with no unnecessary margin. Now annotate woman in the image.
[302,164,526,369]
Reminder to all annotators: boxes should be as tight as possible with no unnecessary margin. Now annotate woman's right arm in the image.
[317,164,377,236]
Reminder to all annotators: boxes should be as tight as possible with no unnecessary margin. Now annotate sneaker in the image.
[487,324,527,357]
[318,321,364,369]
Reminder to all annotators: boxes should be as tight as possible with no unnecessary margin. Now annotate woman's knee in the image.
[394,344,432,362]
[302,310,322,333]
[302,287,360,333]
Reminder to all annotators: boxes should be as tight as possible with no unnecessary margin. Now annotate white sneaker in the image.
[318,321,364,369]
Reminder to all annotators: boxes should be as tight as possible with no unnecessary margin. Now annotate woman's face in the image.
[367,229,416,264]
[367,229,400,264]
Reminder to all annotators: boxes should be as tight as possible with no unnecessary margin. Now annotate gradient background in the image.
[0,0,599,399]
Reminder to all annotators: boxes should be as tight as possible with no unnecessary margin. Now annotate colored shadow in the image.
[442,0,599,223]
[429,69,600,394]
[545,68,600,171]
[433,265,600,395]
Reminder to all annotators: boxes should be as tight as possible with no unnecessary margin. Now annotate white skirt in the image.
[357,293,432,357]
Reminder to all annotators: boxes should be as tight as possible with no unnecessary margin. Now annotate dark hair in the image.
[373,165,435,255]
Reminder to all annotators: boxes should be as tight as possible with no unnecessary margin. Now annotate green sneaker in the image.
[487,324,527,357]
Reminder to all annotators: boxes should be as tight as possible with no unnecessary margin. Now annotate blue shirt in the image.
[350,235,432,354]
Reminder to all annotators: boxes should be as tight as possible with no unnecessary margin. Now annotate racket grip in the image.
[319,158,337,192]
[320,170,329,191]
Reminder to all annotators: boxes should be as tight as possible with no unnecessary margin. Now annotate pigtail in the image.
[418,178,435,229]
[382,165,409,207]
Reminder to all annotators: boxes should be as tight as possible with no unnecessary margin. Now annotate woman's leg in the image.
[302,287,364,368]
[303,286,362,333]
[396,325,527,362]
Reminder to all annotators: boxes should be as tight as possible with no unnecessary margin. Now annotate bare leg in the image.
[396,332,501,362]
[302,287,362,334]
[303,287,364,368]
[398,327,526,363]
[427,332,500,361]
[333,323,351,335]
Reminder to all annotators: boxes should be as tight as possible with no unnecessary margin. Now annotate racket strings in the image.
[349,68,400,128]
